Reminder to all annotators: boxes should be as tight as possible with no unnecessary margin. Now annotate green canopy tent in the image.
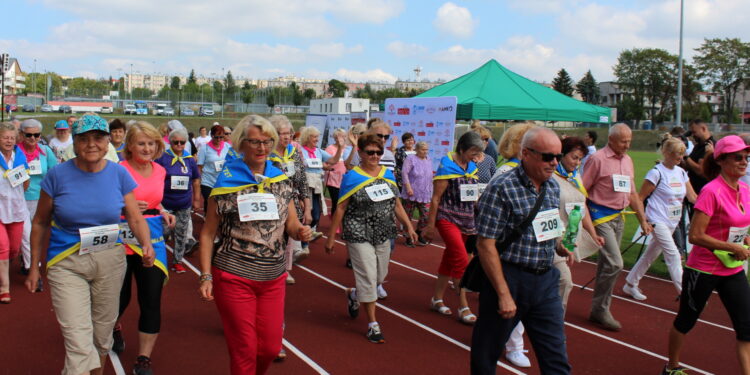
[416,59,612,123]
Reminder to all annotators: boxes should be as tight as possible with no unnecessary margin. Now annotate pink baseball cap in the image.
[714,135,750,159]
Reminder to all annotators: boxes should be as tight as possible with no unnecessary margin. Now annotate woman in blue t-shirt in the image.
[197,125,234,214]
[25,114,154,375]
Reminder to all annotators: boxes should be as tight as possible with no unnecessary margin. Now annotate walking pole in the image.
[580,233,646,291]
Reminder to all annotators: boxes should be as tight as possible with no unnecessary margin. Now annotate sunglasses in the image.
[375,134,390,141]
[527,147,562,162]
[725,153,750,163]
[25,133,42,138]
[363,149,384,156]
[172,140,186,145]
[212,135,224,139]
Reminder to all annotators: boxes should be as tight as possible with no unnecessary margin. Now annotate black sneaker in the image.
[133,355,152,375]
[345,258,352,269]
[366,324,385,344]
[35,278,43,292]
[405,238,415,248]
[20,267,29,276]
[417,235,429,246]
[112,327,125,354]
[346,288,359,319]
[661,365,688,375]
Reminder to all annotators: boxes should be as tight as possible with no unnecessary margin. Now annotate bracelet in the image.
[199,273,213,282]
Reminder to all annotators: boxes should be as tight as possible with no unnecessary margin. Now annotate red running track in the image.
[0,210,739,374]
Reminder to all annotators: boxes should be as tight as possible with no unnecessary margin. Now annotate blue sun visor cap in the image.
[54,120,70,130]
[72,115,109,135]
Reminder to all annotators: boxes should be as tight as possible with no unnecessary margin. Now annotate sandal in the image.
[457,306,477,325]
[430,298,452,316]
[0,292,10,304]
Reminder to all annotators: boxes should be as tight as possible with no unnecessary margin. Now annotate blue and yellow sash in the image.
[434,152,478,181]
[123,215,169,282]
[1,145,29,176]
[224,146,242,162]
[588,200,634,226]
[499,157,520,170]
[165,148,193,168]
[210,158,288,196]
[115,143,125,161]
[269,144,296,164]
[338,166,397,203]
[555,163,587,197]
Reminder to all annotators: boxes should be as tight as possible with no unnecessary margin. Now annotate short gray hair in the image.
[299,126,320,145]
[20,119,43,132]
[269,115,292,132]
[609,123,631,138]
[456,131,484,153]
[416,141,429,150]
[332,128,347,138]
[0,122,16,136]
[739,133,750,146]
[168,128,189,142]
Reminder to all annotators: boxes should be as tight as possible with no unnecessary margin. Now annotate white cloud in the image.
[334,68,398,83]
[329,0,405,23]
[507,0,583,13]
[386,41,429,58]
[433,2,477,38]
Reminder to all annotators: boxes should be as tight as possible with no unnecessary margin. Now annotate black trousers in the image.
[119,254,166,334]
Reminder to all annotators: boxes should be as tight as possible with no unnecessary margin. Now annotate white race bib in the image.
[171,176,189,190]
[365,184,395,202]
[612,174,631,193]
[28,160,42,175]
[6,165,29,188]
[285,161,296,177]
[306,158,322,169]
[728,226,749,244]
[667,204,683,221]
[118,223,138,245]
[405,151,416,156]
[531,209,563,242]
[238,193,280,221]
[459,184,479,202]
[214,160,225,172]
[79,224,120,255]
[477,183,488,197]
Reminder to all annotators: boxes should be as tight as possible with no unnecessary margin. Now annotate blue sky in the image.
[2,0,747,84]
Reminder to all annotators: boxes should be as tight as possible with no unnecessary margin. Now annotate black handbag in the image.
[460,184,547,292]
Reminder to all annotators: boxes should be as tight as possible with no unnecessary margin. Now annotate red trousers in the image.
[0,221,23,260]
[213,267,286,375]
[436,219,469,279]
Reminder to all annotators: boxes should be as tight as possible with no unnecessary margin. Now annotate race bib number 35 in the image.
[532,209,563,242]
[79,224,120,255]
[238,193,280,221]
[365,184,395,202]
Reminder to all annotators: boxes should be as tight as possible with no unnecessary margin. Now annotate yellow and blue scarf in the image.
[1,145,29,177]
[210,158,288,196]
[434,152,478,181]
[338,166,397,203]
[123,215,169,282]
[555,163,587,197]
[269,144,296,165]
[499,157,520,170]
[587,201,634,226]
[46,222,122,269]
[165,148,193,168]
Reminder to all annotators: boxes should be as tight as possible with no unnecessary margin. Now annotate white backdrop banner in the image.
[305,114,352,148]
[383,97,458,171]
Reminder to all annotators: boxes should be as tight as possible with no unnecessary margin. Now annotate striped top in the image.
[212,179,294,281]
[436,176,477,235]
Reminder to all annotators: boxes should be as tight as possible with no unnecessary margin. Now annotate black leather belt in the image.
[503,261,551,275]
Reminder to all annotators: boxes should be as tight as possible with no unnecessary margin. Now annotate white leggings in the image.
[625,222,683,294]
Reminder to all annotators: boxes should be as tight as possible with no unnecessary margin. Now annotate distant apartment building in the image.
[309,98,370,115]
[732,83,750,124]
[2,57,25,95]
[394,80,442,92]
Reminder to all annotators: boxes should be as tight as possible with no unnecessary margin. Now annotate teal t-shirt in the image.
[25,145,58,201]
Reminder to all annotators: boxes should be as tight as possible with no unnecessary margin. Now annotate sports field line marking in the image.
[108,350,127,375]
[282,339,331,375]
[166,245,331,374]
[295,264,526,375]
[563,322,712,375]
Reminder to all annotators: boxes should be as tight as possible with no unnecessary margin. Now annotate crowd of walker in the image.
[1,112,749,375]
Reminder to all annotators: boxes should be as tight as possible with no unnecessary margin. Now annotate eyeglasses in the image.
[375,134,390,141]
[726,153,750,163]
[527,147,562,162]
[482,138,489,142]
[244,139,274,148]
[24,133,42,138]
[171,140,186,145]
[212,135,224,139]
[363,149,384,156]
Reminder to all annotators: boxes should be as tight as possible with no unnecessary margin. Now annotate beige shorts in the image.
[47,244,126,375]
[347,240,391,303]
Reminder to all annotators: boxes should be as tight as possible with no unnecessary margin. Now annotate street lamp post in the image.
[221,67,225,118]
[32,59,36,95]
[676,0,684,127]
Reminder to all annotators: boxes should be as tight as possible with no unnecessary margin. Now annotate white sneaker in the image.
[293,247,310,263]
[506,350,531,368]
[623,283,647,301]
[377,284,388,299]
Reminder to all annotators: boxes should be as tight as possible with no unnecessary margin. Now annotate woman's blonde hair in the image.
[472,126,492,140]
[498,122,535,159]
[124,121,165,161]
[232,114,278,147]
[299,126,320,146]
[0,122,16,142]
[416,141,429,150]
[367,119,391,134]
[661,137,686,157]
[158,122,169,137]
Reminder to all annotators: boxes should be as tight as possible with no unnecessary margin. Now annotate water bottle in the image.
[563,205,582,253]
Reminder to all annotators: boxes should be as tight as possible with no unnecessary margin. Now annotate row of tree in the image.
[551,37,750,126]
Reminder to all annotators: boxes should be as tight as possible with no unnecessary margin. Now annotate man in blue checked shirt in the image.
[470,127,573,374]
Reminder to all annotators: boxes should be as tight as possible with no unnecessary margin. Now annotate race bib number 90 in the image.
[238,193,280,221]
[459,184,479,202]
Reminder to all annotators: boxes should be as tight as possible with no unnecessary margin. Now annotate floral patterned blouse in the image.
[342,179,399,245]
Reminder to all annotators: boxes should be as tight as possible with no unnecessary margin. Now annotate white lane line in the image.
[282,339,331,375]
[563,322,712,375]
[166,245,331,374]
[581,259,674,284]
[109,351,127,375]
[295,264,526,375]
[572,282,732,332]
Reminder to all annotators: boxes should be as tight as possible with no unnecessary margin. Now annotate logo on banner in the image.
[426,107,436,114]
[394,122,401,127]
[426,122,434,127]
[397,107,410,115]
[438,106,454,112]
[388,104,396,115]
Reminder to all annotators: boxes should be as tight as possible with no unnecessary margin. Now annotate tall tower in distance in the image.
[413,66,422,81]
